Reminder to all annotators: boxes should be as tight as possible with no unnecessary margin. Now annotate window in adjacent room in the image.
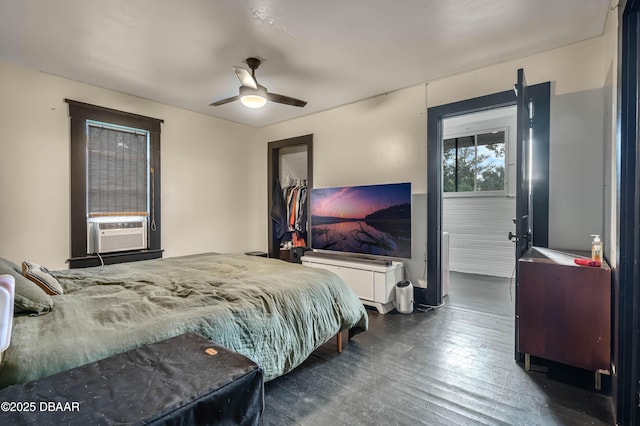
[66,100,163,268]
[443,129,506,194]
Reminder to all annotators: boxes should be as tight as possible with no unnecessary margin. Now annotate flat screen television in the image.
[310,182,411,259]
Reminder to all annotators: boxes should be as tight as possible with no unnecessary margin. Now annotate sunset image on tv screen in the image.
[310,182,411,258]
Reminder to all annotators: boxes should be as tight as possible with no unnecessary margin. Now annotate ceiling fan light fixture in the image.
[211,59,306,109]
[240,85,267,108]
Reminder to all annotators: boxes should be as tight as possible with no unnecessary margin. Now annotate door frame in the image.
[267,134,313,258]
[425,83,550,306]
[616,0,640,423]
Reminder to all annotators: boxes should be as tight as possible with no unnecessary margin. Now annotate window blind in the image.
[87,124,149,217]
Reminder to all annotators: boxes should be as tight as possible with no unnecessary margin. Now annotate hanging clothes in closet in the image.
[271,178,288,242]
[272,177,307,247]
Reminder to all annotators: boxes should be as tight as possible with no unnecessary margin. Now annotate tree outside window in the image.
[443,130,506,194]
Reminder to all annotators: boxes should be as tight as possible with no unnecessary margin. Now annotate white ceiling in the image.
[0,0,611,128]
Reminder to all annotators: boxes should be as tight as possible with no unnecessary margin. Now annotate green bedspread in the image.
[0,253,368,387]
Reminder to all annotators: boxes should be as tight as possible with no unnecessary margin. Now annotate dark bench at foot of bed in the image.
[0,332,263,425]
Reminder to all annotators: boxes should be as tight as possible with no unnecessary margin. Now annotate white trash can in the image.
[395,280,414,314]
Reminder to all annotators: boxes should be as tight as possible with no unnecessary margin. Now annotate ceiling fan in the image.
[210,57,307,109]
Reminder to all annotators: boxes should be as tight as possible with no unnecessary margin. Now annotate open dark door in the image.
[513,68,534,359]
[514,68,533,258]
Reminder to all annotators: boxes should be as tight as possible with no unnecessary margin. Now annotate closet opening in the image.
[267,134,313,260]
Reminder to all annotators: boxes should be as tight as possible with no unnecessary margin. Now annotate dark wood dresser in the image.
[518,247,611,389]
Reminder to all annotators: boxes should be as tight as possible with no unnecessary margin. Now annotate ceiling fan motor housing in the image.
[246,57,261,71]
[239,84,268,108]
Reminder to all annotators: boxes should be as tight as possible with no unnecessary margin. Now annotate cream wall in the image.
[0,60,263,270]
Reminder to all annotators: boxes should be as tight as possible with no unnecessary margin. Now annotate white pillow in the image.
[0,275,14,352]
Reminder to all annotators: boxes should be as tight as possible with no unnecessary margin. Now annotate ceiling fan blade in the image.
[267,93,307,107]
[233,66,257,89]
[209,95,239,106]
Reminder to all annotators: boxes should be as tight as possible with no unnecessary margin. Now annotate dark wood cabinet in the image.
[278,247,310,263]
[518,247,611,388]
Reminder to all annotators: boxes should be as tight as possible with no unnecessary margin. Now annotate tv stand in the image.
[301,253,403,314]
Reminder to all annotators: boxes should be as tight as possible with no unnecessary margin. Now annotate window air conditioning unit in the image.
[88,217,148,254]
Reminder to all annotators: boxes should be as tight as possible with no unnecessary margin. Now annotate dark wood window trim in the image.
[66,99,163,268]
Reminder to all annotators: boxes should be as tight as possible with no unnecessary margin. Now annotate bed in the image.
[0,252,368,388]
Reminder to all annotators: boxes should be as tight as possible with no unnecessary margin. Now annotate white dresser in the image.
[301,254,403,314]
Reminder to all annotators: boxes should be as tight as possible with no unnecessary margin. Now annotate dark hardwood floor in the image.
[264,272,615,425]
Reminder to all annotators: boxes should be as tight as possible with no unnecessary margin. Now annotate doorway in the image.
[425,81,550,307]
[441,106,517,282]
[267,134,313,259]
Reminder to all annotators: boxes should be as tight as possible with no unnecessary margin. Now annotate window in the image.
[66,100,163,268]
[443,129,506,194]
[87,121,149,218]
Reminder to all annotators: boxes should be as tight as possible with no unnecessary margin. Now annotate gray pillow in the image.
[0,257,53,315]
[22,261,64,295]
